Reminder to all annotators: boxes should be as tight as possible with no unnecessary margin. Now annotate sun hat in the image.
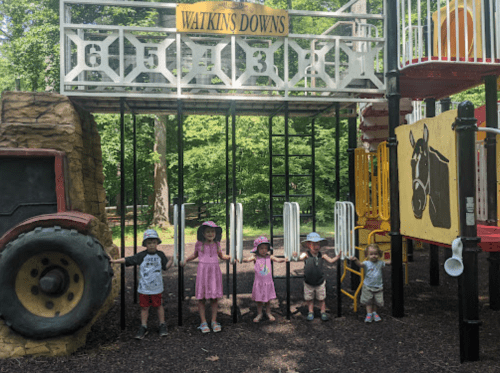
[301,232,328,248]
[197,221,223,242]
[142,229,162,246]
[251,236,272,253]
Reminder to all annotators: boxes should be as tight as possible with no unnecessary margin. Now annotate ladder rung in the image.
[272,154,312,157]
[273,275,305,280]
[272,174,312,177]
[272,213,313,218]
[271,134,312,137]
[272,194,312,198]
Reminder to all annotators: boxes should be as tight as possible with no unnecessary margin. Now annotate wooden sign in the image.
[176,1,289,36]
[396,110,460,245]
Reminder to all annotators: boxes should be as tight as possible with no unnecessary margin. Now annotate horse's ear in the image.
[409,130,415,148]
[423,123,429,142]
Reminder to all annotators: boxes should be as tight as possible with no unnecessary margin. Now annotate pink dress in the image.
[252,256,277,303]
[195,241,223,299]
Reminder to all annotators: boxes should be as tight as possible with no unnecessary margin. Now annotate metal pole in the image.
[285,102,291,320]
[177,100,184,326]
[348,116,360,289]
[387,0,404,318]
[484,75,500,310]
[426,99,440,287]
[119,98,126,330]
[454,101,480,362]
[226,113,230,299]
[335,103,342,318]
[231,102,238,323]
[133,114,138,304]
[311,118,316,232]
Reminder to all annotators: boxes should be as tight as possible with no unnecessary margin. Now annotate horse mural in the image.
[409,123,451,228]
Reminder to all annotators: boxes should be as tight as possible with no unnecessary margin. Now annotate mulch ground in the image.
[1,240,500,373]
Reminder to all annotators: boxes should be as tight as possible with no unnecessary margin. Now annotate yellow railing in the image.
[340,226,365,312]
[354,142,390,228]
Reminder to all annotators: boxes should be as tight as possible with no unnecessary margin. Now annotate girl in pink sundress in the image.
[183,221,231,333]
[242,236,286,323]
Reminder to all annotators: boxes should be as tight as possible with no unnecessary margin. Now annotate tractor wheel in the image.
[0,226,113,339]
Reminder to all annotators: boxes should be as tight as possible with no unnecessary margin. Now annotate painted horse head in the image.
[409,123,451,228]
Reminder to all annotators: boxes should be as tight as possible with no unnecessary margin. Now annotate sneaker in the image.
[373,312,382,322]
[134,325,148,340]
[307,312,314,321]
[364,313,373,323]
[198,322,210,333]
[321,313,329,321]
[159,323,168,337]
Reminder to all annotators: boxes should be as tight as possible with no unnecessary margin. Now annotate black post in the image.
[119,98,126,330]
[177,100,184,326]
[406,239,414,262]
[231,102,238,323]
[387,0,404,318]
[269,115,274,277]
[440,97,452,112]
[484,75,499,310]
[335,103,342,317]
[311,118,316,231]
[454,101,480,362]
[348,116,360,288]
[285,102,291,320]
[426,99,440,286]
[226,113,230,298]
[133,114,138,304]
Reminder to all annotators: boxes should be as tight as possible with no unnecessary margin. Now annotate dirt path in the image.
[1,243,500,373]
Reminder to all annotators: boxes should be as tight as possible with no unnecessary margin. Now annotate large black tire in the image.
[0,226,113,339]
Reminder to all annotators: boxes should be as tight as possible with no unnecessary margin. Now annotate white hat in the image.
[301,232,328,248]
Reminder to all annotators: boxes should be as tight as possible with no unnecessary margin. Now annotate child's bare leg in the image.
[197,300,207,323]
[265,302,275,321]
[210,299,219,323]
[372,305,378,314]
[366,304,373,314]
[157,305,165,324]
[140,307,149,326]
[254,302,264,322]
[307,300,314,313]
[318,299,326,314]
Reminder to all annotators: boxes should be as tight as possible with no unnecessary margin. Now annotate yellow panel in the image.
[396,110,460,245]
[432,0,482,58]
[176,1,289,36]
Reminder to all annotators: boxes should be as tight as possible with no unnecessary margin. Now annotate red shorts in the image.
[139,293,163,308]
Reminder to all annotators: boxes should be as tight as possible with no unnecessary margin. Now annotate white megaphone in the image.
[444,238,464,277]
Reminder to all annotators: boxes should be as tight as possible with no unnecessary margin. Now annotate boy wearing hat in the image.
[110,229,172,339]
[295,232,340,321]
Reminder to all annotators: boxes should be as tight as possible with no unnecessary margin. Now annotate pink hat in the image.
[197,221,223,242]
[251,236,271,253]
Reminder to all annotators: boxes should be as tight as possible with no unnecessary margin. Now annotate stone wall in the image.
[0,91,119,358]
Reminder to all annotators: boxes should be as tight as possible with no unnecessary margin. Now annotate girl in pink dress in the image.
[243,236,286,323]
[183,221,231,333]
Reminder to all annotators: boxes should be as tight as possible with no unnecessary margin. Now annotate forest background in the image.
[0,0,491,237]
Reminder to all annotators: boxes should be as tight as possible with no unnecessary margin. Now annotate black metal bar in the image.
[440,97,452,112]
[406,239,414,262]
[119,98,126,330]
[311,118,316,232]
[348,116,360,290]
[231,102,238,323]
[429,244,440,286]
[269,115,274,278]
[285,102,291,320]
[484,76,499,311]
[133,114,138,305]
[177,100,184,327]
[484,0,492,59]
[226,112,230,299]
[454,101,480,362]
[335,103,342,317]
[425,98,436,118]
[387,0,404,318]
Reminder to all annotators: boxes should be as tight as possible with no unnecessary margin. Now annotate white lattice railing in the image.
[476,140,488,222]
[398,0,500,68]
[60,0,386,103]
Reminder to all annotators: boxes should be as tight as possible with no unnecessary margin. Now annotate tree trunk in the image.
[152,115,170,227]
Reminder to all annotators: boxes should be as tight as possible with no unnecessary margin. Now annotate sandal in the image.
[198,322,210,333]
[253,314,264,323]
[211,321,222,332]
[307,312,314,321]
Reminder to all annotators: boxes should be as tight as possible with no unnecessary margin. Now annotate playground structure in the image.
[0,0,499,362]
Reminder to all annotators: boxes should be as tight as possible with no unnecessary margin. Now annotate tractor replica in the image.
[0,91,118,358]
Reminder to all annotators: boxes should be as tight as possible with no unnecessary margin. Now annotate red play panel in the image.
[478,224,500,252]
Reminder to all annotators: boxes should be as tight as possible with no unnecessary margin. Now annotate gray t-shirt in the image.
[363,260,385,288]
